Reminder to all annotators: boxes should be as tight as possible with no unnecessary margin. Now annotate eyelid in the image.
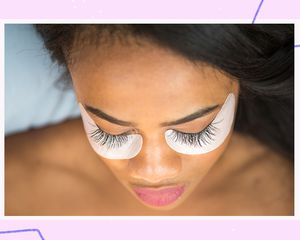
[95,124,136,136]
[168,112,217,134]
[89,112,134,134]
[89,105,220,136]
[171,120,214,135]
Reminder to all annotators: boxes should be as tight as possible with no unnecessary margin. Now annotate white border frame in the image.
[0,19,298,220]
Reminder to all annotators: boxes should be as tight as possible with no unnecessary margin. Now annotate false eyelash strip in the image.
[89,128,129,149]
[168,123,218,147]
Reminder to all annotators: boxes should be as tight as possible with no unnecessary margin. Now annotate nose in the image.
[128,136,182,184]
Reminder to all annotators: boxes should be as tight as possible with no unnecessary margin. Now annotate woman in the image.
[5,24,294,216]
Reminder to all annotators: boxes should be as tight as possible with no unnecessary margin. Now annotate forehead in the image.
[69,39,233,121]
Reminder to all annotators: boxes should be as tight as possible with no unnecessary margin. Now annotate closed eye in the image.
[88,124,131,149]
[167,122,219,147]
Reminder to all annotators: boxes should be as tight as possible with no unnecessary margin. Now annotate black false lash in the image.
[88,127,129,149]
[168,123,219,147]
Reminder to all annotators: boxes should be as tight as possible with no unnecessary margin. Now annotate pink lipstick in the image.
[132,185,185,207]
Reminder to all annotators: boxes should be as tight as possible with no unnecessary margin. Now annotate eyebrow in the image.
[84,104,136,127]
[84,104,219,128]
[160,105,219,127]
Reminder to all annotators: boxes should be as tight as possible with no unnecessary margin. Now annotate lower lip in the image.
[132,185,185,207]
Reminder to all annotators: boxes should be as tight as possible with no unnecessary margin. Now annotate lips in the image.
[132,184,185,207]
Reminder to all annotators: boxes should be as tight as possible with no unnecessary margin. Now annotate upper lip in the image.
[129,178,186,189]
[130,181,184,190]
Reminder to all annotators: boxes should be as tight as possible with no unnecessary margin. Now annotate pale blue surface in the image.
[5,24,80,135]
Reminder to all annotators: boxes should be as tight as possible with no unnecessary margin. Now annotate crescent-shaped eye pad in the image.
[79,103,143,160]
[164,93,236,155]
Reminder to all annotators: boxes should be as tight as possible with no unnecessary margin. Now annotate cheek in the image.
[182,135,232,179]
[101,158,129,179]
[183,153,219,179]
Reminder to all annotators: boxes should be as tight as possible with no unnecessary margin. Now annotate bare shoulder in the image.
[223,133,294,215]
[5,119,119,215]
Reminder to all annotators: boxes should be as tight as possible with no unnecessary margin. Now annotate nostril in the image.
[128,147,182,182]
[130,163,181,183]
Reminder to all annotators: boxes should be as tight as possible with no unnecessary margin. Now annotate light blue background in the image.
[5,24,80,135]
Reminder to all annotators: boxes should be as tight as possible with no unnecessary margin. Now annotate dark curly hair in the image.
[34,24,294,159]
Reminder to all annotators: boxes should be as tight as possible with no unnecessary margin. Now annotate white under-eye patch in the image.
[79,103,143,160]
[164,93,236,155]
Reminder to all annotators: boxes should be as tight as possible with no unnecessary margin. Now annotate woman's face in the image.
[69,36,239,210]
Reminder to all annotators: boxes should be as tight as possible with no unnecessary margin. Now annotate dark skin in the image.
[5,36,294,216]
[5,119,293,215]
